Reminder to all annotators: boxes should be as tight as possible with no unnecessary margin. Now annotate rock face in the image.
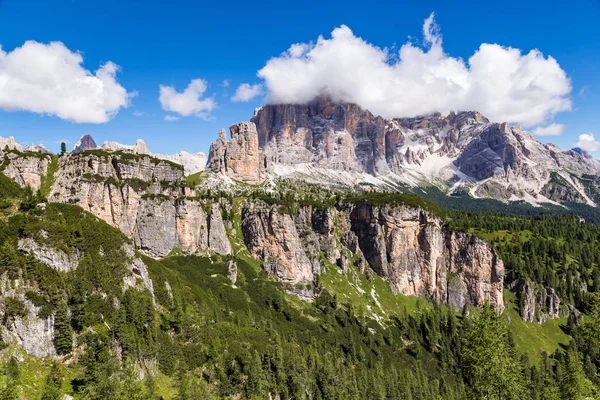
[240,98,600,205]
[72,134,98,153]
[207,129,228,174]
[207,123,268,184]
[225,122,264,184]
[509,278,560,323]
[18,238,81,272]
[241,200,505,312]
[45,152,231,258]
[1,152,51,191]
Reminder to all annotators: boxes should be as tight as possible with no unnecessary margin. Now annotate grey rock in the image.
[18,238,81,272]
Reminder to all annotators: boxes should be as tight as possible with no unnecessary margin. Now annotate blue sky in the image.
[0,0,599,155]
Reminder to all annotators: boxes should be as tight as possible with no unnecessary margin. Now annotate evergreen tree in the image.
[462,304,525,399]
[60,142,67,155]
[560,345,595,400]
[53,303,73,355]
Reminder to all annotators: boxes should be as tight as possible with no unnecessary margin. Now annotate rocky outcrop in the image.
[207,129,228,174]
[242,204,316,285]
[18,238,81,272]
[241,200,504,312]
[1,152,51,191]
[207,123,268,184]
[225,122,264,184]
[509,278,560,323]
[42,152,231,258]
[0,278,56,357]
[72,134,97,153]
[4,306,55,358]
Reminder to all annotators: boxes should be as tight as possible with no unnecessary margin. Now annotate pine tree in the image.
[53,303,73,355]
[560,345,595,400]
[462,304,525,399]
[60,142,66,155]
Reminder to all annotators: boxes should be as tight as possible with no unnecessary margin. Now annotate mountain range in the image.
[208,97,600,207]
[5,97,598,208]
[2,98,600,398]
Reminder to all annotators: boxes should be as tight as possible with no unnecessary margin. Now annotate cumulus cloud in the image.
[257,13,572,126]
[164,115,180,121]
[532,123,565,137]
[231,83,264,102]
[158,79,216,119]
[574,133,600,152]
[0,40,133,123]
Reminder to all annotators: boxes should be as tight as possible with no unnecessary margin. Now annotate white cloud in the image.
[164,115,180,121]
[531,123,565,137]
[574,133,600,152]
[132,111,145,117]
[158,79,216,119]
[0,41,133,123]
[231,83,264,102]
[222,79,230,88]
[257,13,572,126]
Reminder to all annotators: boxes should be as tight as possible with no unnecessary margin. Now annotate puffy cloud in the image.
[231,83,264,102]
[257,13,572,126]
[574,133,600,152]
[159,79,216,119]
[532,123,565,137]
[164,115,180,121]
[0,41,133,123]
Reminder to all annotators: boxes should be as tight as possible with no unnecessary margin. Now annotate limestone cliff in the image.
[1,149,504,313]
[0,151,51,191]
[241,200,505,312]
[508,278,560,323]
[45,152,231,257]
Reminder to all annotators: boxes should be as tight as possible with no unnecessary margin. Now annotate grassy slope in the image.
[504,290,570,363]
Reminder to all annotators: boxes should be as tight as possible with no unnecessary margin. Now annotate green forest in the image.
[1,174,600,399]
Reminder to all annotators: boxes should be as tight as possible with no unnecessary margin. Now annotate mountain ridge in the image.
[206,97,600,207]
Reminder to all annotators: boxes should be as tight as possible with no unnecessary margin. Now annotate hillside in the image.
[0,138,599,399]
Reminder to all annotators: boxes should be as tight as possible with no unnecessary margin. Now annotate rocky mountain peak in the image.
[207,122,268,184]
[0,136,23,152]
[73,134,97,153]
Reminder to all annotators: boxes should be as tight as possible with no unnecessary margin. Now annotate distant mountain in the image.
[0,136,23,152]
[102,138,150,154]
[72,134,98,153]
[153,151,207,175]
[208,97,600,207]
[25,143,53,154]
